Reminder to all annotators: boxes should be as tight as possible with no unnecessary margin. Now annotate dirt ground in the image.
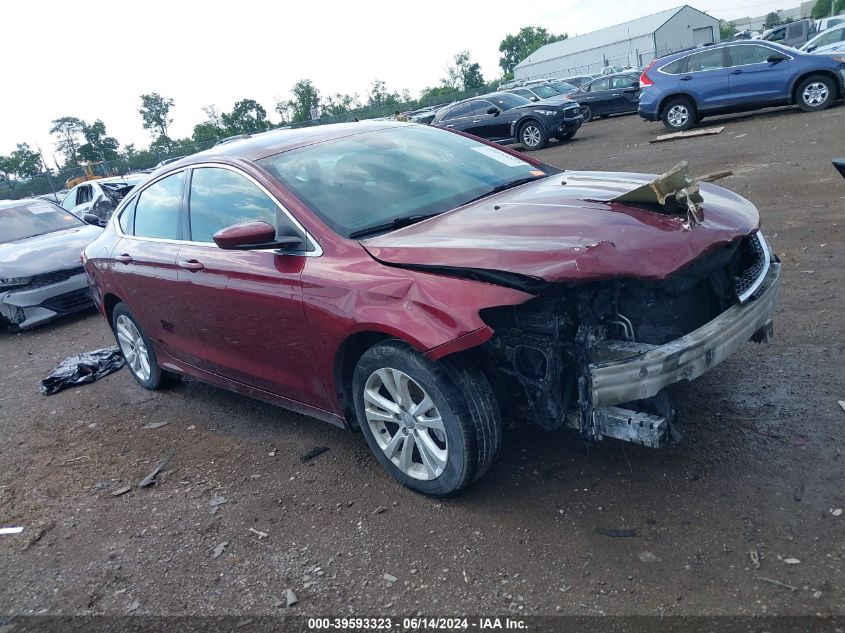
[1,104,844,621]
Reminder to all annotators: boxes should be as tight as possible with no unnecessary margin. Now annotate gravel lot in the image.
[1,104,844,620]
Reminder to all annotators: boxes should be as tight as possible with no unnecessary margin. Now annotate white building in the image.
[514,5,721,80]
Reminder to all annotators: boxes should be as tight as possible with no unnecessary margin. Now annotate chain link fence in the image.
[0,85,498,202]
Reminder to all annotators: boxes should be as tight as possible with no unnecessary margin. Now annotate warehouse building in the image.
[514,5,721,80]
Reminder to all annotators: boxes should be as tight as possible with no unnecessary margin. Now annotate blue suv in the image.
[638,41,845,130]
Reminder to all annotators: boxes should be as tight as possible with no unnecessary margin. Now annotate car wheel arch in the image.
[657,93,697,118]
[103,292,123,324]
[789,70,841,103]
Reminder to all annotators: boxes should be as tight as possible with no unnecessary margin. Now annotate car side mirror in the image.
[805,45,817,52]
[530,96,539,102]
[486,106,500,115]
[213,221,304,250]
[83,213,101,226]
[767,54,787,63]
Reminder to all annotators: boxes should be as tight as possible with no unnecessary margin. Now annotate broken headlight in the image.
[0,276,32,289]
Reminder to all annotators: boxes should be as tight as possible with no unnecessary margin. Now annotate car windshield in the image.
[258,125,552,238]
[531,85,560,98]
[486,93,531,110]
[548,82,577,94]
[0,201,84,244]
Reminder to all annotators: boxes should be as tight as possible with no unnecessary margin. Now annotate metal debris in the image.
[301,446,330,462]
[650,126,725,143]
[756,575,798,592]
[781,557,801,565]
[286,589,298,607]
[698,170,733,183]
[143,421,169,430]
[838,400,845,412]
[610,161,703,226]
[373,506,388,515]
[831,508,843,517]
[0,527,24,535]
[248,527,268,539]
[137,450,174,488]
[111,486,131,497]
[212,541,228,559]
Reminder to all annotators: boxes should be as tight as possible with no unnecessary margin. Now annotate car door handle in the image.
[472,119,481,123]
[445,124,455,128]
[611,93,621,97]
[178,259,205,272]
[114,254,133,264]
[680,76,693,81]
[731,69,743,75]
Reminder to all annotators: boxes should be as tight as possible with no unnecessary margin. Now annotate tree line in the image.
[0,27,565,195]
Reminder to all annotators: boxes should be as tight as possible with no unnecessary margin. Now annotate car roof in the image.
[150,121,416,171]
[0,198,62,211]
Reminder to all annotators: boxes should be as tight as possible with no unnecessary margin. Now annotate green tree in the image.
[285,79,321,123]
[321,93,361,118]
[498,27,567,78]
[221,99,270,135]
[139,93,175,139]
[367,79,400,110]
[9,143,44,178]
[78,120,120,162]
[419,85,457,103]
[765,11,781,26]
[811,0,844,17]
[49,116,85,165]
[444,51,485,91]
[0,155,15,187]
[192,106,225,144]
[720,20,737,40]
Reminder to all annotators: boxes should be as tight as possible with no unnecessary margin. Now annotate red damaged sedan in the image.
[83,122,780,495]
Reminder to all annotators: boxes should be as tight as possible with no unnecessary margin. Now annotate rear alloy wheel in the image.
[796,75,835,112]
[661,97,697,131]
[352,340,501,496]
[111,303,172,390]
[519,120,548,151]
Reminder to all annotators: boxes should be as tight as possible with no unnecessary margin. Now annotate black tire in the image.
[555,129,577,142]
[580,104,593,122]
[795,75,836,112]
[111,302,172,390]
[518,119,549,151]
[352,340,501,496]
[661,96,697,131]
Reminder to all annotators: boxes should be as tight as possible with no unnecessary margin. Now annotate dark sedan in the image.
[431,92,582,150]
[566,73,642,121]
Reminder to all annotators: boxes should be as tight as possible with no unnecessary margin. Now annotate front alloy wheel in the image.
[519,121,548,151]
[352,340,502,496]
[363,368,447,480]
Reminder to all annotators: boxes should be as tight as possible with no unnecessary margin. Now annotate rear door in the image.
[175,165,323,406]
[437,102,475,134]
[579,77,614,115]
[727,44,789,106]
[610,75,641,112]
[471,100,511,140]
[676,47,731,112]
[110,171,201,365]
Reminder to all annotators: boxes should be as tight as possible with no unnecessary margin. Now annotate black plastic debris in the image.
[300,446,330,463]
[40,346,125,395]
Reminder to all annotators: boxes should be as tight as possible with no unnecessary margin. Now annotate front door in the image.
[176,165,323,407]
[727,45,789,106]
[677,47,731,112]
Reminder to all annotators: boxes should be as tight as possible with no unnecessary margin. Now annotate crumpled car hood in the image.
[0,225,102,277]
[361,171,760,283]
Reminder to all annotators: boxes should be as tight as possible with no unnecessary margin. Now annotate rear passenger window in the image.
[189,167,278,243]
[133,172,183,240]
[687,49,725,72]
[443,103,472,120]
[588,78,610,91]
[118,198,136,234]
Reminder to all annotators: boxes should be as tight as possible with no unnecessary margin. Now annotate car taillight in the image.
[640,60,657,87]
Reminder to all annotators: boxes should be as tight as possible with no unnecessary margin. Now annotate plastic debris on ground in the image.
[40,346,125,395]
[0,527,24,535]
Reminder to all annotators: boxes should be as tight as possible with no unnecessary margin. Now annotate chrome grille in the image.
[735,232,770,303]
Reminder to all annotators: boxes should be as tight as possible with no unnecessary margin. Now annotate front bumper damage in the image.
[0,273,93,330]
[582,261,780,446]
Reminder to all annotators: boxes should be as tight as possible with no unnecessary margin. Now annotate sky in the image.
[1,0,802,158]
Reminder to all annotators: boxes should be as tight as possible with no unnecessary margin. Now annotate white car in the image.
[61,174,148,223]
[801,23,845,54]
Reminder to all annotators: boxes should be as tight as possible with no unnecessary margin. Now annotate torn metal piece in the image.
[137,450,174,488]
[611,161,704,228]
